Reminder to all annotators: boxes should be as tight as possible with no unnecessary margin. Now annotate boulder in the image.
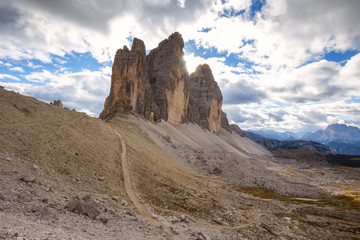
[50,100,63,108]
[66,195,100,220]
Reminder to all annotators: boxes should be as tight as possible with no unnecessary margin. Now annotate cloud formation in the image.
[0,0,359,133]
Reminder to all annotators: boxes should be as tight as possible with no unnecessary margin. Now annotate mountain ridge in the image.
[302,123,360,155]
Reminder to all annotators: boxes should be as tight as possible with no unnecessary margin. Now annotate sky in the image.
[1,0,360,135]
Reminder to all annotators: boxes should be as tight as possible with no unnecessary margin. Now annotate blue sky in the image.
[1,0,360,134]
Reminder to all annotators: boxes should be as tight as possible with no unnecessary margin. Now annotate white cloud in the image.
[176,0,186,8]
[1,68,111,116]
[0,0,213,63]
[0,74,20,81]
[9,66,24,72]
[339,53,360,94]
[1,0,360,132]
[225,100,360,134]
[188,0,360,70]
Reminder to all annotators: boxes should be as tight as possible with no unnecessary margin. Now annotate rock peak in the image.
[100,37,159,121]
[168,32,184,45]
[147,32,189,124]
[131,38,146,52]
[187,64,223,132]
[100,32,231,133]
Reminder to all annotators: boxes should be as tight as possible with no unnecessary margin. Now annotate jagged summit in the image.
[187,64,223,132]
[100,32,231,132]
[100,37,159,121]
[146,32,189,125]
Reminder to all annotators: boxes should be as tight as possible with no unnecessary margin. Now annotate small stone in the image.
[0,193,6,201]
[100,217,109,224]
[19,175,35,183]
[192,232,207,240]
[120,200,128,206]
[169,216,179,223]
[98,176,105,181]
[33,164,39,170]
[151,213,158,219]
[213,216,228,226]
[5,157,11,161]
[169,226,179,235]
[260,223,276,235]
[82,194,91,202]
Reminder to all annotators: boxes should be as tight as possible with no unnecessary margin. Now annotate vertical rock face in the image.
[221,111,232,133]
[187,64,223,132]
[100,38,159,121]
[100,32,233,133]
[147,32,189,125]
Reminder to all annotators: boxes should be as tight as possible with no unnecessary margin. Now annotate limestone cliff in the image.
[147,32,189,125]
[100,38,159,121]
[100,32,233,133]
[221,111,232,133]
[187,64,223,132]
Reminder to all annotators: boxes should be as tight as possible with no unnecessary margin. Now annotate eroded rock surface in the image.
[100,38,159,121]
[221,111,232,133]
[187,64,223,132]
[147,32,189,125]
[100,32,230,133]
[230,124,247,137]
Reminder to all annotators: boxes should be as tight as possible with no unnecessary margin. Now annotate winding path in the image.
[114,129,183,240]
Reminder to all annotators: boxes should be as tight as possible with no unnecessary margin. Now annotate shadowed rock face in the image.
[100,38,159,121]
[187,64,223,132]
[221,111,232,133]
[147,32,189,125]
[230,124,247,137]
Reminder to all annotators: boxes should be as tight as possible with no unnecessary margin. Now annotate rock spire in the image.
[100,38,159,121]
[147,32,189,125]
[187,64,223,132]
[100,32,231,133]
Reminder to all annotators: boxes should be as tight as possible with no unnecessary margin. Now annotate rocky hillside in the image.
[255,139,336,154]
[302,124,360,155]
[101,32,231,132]
[2,86,360,239]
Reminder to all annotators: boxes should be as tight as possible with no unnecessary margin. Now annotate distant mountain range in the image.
[301,124,360,155]
[254,139,336,154]
[245,129,299,141]
[246,124,360,156]
[245,130,336,154]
